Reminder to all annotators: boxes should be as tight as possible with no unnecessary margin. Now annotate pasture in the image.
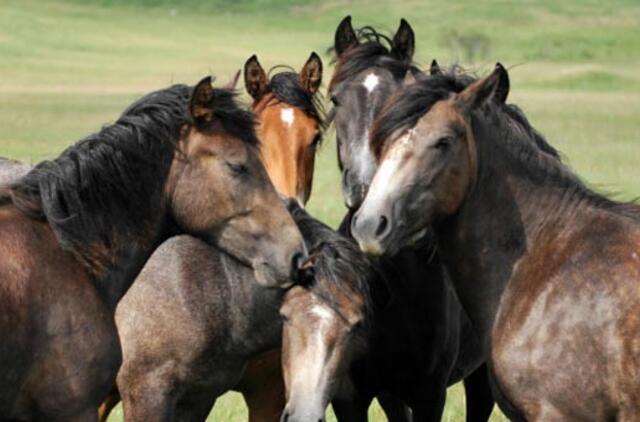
[1,0,639,420]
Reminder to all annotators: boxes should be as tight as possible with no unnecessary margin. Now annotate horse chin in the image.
[253,261,294,289]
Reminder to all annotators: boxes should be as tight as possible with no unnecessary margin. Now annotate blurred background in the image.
[1,0,639,420]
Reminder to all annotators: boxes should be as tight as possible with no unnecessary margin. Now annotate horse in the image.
[0,77,306,421]
[353,63,640,421]
[327,16,494,421]
[98,54,325,422]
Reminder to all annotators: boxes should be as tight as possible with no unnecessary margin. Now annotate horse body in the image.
[354,64,640,420]
[116,235,285,421]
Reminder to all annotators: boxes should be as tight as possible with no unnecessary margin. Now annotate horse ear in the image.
[244,55,268,101]
[430,59,442,76]
[494,62,510,104]
[334,15,358,56]
[224,70,241,91]
[300,52,323,94]
[391,18,415,64]
[190,76,216,123]
[455,64,506,112]
[402,70,417,86]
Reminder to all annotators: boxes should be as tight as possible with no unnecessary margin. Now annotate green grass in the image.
[1,0,639,420]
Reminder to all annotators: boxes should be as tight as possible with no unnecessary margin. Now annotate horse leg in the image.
[117,367,178,422]
[243,383,286,422]
[175,392,217,422]
[331,397,370,422]
[409,384,446,422]
[463,363,494,422]
[377,392,412,422]
[98,388,121,422]
[237,350,286,422]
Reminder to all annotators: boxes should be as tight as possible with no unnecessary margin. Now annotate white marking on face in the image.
[281,108,295,127]
[365,129,414,205]
[363,73,379,94]
[310,304,334,323]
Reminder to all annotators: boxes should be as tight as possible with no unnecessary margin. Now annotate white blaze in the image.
[281,108,295,127]
[363,73,379,94]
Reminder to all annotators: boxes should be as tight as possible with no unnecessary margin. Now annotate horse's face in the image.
[280,283,367,422]
[331,67,398,210]
[245,53,323,205]
[331,16,415,211]
[169,77,307,288]
[352,67,506,256]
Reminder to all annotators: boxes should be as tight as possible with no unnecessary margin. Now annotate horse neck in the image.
[221,253,285,356]
[436,127,601,351]
[92,201,173,311]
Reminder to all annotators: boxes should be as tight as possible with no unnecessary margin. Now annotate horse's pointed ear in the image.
[190,76,216,123]
[300,52,323,94]
[430,59,442,76]
[402,70,417,86]
[244,55,268,101]
[334,15,358,56]
[455,64,505,113]
[224,70,241,91]
[494,62,510,104]
[391,18,415,64]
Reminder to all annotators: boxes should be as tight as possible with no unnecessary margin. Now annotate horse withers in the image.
[0,77,304,421]
[353,63,640,421]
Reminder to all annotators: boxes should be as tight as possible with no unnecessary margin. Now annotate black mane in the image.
[287,201,376,326]
[266,70,326,133]
[328,26,420,93]
[1,82,257,271]
[371,67,560,159]
[372,67,640,219]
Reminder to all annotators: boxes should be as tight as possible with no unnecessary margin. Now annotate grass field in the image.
[1,0,639,420]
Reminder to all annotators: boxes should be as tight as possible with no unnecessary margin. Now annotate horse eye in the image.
[227,161,248,176]
[434,137,452,150]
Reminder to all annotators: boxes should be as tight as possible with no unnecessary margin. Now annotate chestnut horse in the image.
[354,63,640,421]
[97,54,324,422]
[0,77,305,421]
[327,16,493,421]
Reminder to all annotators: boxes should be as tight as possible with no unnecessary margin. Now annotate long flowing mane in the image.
[287,201,377,327]
[0,83,258,272]
[372,67,640,220]
[328,26,420,94]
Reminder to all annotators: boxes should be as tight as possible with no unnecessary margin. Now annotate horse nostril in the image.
[375,215,389,238]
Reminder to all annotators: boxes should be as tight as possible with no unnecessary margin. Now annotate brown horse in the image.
[0,77,305,421]
[97,54,324,422]
[353,64,640,421]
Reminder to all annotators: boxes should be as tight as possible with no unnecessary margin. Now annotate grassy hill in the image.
[1,0,639,420]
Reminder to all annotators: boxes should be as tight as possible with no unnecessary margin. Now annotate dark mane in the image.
[0,82,257,272]
[266,70,327,133]
[370,67,475,158]
[328,26,419,94]
[371,66,561,160]
[286,201,376,325]
[372,67,640,220]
